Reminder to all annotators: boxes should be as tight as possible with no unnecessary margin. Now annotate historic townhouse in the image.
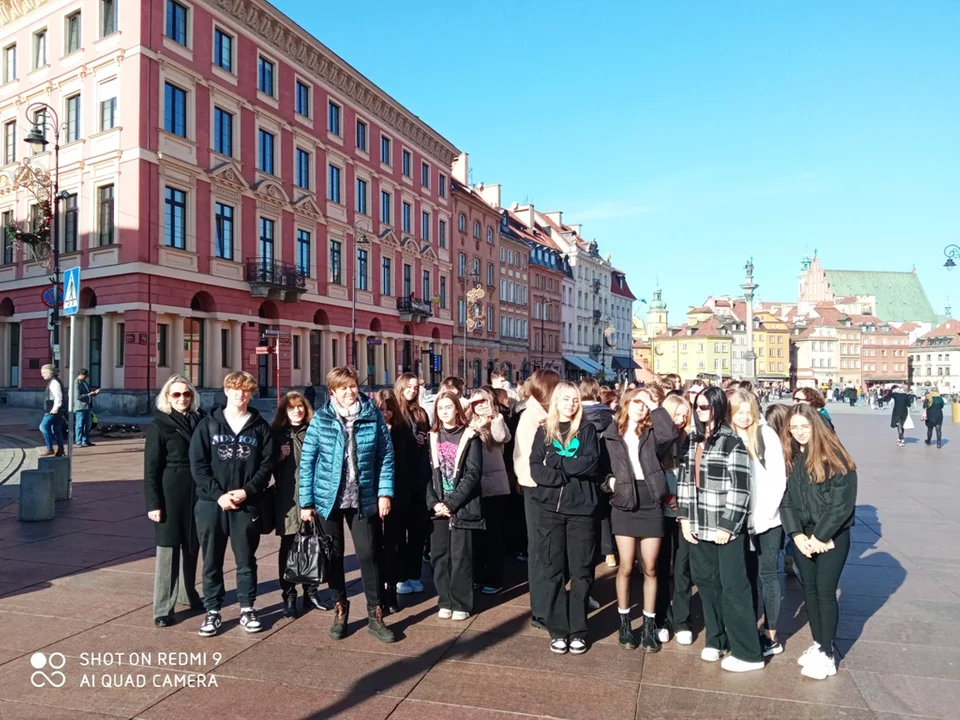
[609,269,638,378]
[0,0,458,409]
[910,320,960,392]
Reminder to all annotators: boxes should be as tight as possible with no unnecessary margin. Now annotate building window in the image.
[438,219,446,249]
[295,148,310,189]
[292,334,301,369]
[0,211,11,264]
[458,214,466,232]
[295,80,310,117]
[65,93,80,142]
[487,263,494,286]
[220,327,230,368]
[65,12,82,55]
[356,178,368,215]
[33,29,47,69]
[422,270,431,300]
[183,318,204,387]
[99,95,116,131]
[357,248,368,291]
[164,186,186,249]
[439,276,447,308]
[356,119,367,151]
[116,322,125,367]
[458,299,466,328]
[259,217,274,261]
[97,184,114,245]
[487,227,493,244]
[458,253,466,278]
[403,263,412,297]
[401,150,411,177]
[214,202,233,260]
[421,162,430,188]
[63,193,78,253]
[166,0,188,46]
[258,129,275,174]
[297,229,310,277]
[157,324,169,367]
[473,220,480,238]
[439,174,447,199]
[402,202,411,233]
[380,135,391,164]
[101,0,118,37]
[380,191,391,225]
[213,107,233,156]
[421,211,430,241]
[329,240,342,284]
[164,82,187,137]
[381,257,392,295]
[214,28,232,72]
[328,101,341,135]
[257,56,274,95]
[2,121,14,165]
[328,165,341,203]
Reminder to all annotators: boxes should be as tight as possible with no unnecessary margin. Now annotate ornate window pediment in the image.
[293,194,324,219]
[252,177,290,206]
[378,227,400,248]
[207,161,247,191]
[421,245,437,262]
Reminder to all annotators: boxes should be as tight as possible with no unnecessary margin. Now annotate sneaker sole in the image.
[642,644,662,653]
[368,628,397,643]
[197,629,218,637]
[241,624,262,633]
[763,646,784,657]
[569,646,587,655]
[550,646,568,654]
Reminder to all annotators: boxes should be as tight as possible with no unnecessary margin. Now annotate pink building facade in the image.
[0,0,459,410]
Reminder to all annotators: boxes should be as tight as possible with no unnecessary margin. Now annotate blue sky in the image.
[275,0,960,321]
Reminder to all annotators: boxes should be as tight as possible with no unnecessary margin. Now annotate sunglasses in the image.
[170,391,193,399]
[696,404,711,411]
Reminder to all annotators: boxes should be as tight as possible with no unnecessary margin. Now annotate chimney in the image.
[515,203,535,230]
[478,183,501,209]
[569,223,582,235]
[452,152,469,184]
[545,211,563,226]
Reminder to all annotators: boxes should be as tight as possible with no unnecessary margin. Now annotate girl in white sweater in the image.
[730,390,787,657]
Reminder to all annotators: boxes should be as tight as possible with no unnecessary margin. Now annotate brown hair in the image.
[494,387,510,408]
[600,389,618,409]
[224,370,258,392]
[783,403,856,484]
[373,388,409,431]
[579,377,602,402]
[764,403,790,435]
[616,387,655,438]
[440,376,465,395]
[394,372,429,431]
[326,365,359,391]
[525,369,561,409]
[794,386,825,410]
[272,391,314,429]
[431,390,468,432]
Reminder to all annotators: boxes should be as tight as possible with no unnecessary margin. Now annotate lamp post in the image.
[350,222,370,373]
[23,104,67,369]
[944,245,960,270]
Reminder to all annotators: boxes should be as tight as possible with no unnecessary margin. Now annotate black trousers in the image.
[747,527,784,631]
[689,533,763,663]
[278,533,320,599]
[431,518,474,613]
[926,423,943,443]
[475,495,509,588]
[656,517,693,628]
[597,493,616,558]
[792,529,851,653]
[538,508,596,641]
[506,490,528,556]
[319,508,383,611]
[524,492,549,622]
[195,500,261,611]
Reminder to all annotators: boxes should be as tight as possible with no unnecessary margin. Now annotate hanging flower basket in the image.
[4,199,53,263]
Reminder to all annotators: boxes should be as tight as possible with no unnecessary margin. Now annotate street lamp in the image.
[944,245,960,270]
[351,222,371,374]
[23,103,67,370]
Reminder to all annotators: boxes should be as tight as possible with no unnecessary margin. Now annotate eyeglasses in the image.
[789,425,812,432]
[169,391,193,399]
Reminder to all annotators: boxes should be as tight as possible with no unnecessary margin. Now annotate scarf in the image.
[332,398,362,510]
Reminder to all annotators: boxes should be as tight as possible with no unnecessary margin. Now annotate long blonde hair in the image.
[543,382,583,446]
[729,389,761,460]
[662,394,692,432]
[156,374,199,414]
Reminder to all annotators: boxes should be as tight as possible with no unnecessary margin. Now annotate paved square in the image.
[0,406,957,719]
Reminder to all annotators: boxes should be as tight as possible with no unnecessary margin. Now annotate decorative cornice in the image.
[0,0,49,24]
[209,0,459,166]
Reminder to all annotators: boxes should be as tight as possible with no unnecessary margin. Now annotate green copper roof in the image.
[824,269,937,323]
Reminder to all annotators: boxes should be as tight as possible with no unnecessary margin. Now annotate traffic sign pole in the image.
[62,267,80,470]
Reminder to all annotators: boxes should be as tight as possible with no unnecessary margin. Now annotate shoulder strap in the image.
[756,428,766,470]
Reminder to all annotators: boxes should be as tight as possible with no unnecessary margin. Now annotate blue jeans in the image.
[40,413,65,452]
[75,409,91,445]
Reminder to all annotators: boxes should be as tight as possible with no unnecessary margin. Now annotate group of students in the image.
[143,366,858,680]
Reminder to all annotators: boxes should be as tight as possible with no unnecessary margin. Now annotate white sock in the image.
[618,607,630,615]
[241,607,254,613]
[643,610,656,619]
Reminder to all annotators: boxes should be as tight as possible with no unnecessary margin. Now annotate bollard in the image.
[952,402,960,424]
[37,456,71,501]
[19,469,55,522]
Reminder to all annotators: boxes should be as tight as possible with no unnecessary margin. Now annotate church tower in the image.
[647,284,668,337]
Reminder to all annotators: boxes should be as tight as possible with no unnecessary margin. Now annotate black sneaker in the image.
[198,611,222,637]
[239,608,263,633]
[761,635,783,656]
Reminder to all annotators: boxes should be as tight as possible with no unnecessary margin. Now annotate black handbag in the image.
[284,522,334,584]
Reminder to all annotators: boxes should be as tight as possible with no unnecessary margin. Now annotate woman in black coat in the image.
[144,374,205,626]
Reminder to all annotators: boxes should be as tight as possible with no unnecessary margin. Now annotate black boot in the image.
[938,438,942,448]
[304,589,332,612]
[367,606,396,644]
[282,594,298,619]
[640,615,662,653]
[618,613,637,649]
[382,586,400,615]
[329,600,349,641]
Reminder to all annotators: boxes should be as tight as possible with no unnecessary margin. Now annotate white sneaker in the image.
[721,655,765,673]
[437,608,453,619]
[408,579,424,593]
[701,647,726,662]
[587,596,600,611]
[657,628,670,644]
[675,630,694,645]
[800,651,837,680]
[451,610,470,621]
[396,581,414,595]
[797,642,821,667]
[568,638,587,654]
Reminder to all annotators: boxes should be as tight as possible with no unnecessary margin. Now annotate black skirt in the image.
[611,504,665,538]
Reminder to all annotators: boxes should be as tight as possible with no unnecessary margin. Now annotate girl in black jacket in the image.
[530,382,601,655]
[395,373,432,590]
[780,403,858,681]
[426,390,484,621]
[144,375,204,627]
[603,386,678,652]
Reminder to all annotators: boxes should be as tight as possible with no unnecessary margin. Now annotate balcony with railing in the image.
[397,296,433,322]
[593,309,603,324]
[245,258,307,302]
[590,344,602,359]
[592,278,602,294]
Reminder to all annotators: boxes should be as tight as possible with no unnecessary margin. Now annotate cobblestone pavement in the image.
[0,412,956,719]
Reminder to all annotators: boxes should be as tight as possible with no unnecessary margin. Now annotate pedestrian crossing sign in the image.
[62,267,80,316]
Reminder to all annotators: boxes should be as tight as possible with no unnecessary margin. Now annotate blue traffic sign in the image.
[41,286,60,308]
[62,267,80,316]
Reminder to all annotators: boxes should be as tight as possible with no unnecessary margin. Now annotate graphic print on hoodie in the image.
[437,427,464,494]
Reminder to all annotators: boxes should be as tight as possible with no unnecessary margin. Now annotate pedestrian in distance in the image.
[678,386,765,673]
[888,384,914,447]
[272,391,328,619]
[427,390,484,621]
[603,385,678,652]
[144,374,204,627]
[530,382,601,655]
[38,364,66,457]
[189,371,276,637]
[922,387,945,448]
[72,368,100,447]
[780,403,858,680]
[793,387,835,433]
[299,366,396,643]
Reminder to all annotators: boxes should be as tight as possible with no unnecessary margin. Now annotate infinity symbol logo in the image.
[30,652,66,688]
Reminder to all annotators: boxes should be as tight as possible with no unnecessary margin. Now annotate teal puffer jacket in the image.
[299,395,394,519]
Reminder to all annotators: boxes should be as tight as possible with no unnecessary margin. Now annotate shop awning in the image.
[563,355,601,375]
[612,355,640,371]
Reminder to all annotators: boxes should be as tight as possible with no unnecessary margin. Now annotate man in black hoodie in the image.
[189,371,275,637]
[580,379,616,567]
